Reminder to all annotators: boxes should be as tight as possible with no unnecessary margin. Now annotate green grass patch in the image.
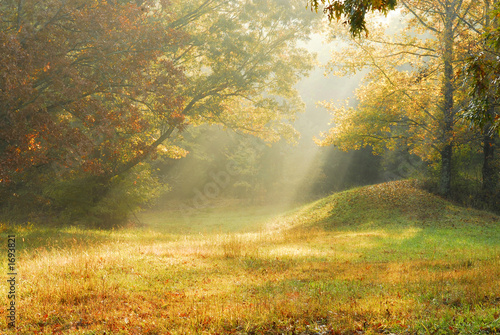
[0,181,499,334]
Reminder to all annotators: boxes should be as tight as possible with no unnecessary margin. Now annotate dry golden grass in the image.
[1,181,499,334]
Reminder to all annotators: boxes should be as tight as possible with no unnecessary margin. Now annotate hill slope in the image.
[1,180,499,334]
[268,180,499,231]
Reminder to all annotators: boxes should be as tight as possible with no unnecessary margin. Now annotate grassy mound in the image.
[1,180,499,334]
[268,180,499,231]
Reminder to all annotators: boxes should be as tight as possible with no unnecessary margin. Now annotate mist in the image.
[2,0,500,333]
[153,31,384,214]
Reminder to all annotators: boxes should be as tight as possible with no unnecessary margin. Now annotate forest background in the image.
[1,0,499,227]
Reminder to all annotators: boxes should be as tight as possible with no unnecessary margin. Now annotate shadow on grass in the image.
[0,228,114,254]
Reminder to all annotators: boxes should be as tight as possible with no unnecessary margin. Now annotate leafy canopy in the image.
[462,2,500,134]
[0,0,318,223]
[316,0,479,164]
[307,0,397,36]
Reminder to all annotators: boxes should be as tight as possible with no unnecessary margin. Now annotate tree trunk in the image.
[440,143,453,196]
[481,0,498,203]
[439,0,455,197]
[482,129,498,201]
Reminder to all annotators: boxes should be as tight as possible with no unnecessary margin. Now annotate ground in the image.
[1,180,499,334]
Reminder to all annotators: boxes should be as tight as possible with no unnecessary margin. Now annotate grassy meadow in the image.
[1,180,500,334]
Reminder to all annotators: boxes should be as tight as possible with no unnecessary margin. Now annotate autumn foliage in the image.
[316,0,500,206]
[0,0,317,224]
[0,0,187,183]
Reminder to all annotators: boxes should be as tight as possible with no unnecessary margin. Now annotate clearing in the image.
[1,180,499,334]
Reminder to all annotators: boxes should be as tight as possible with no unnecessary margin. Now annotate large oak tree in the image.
[0,0,317,224]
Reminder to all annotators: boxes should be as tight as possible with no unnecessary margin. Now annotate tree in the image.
[0,0,190,222]
[0,0,317,224]
[462,0,500,133]
[462,0,500,201]
[0,0,188,179]
[464,47,500,133]
[316,0,483,197]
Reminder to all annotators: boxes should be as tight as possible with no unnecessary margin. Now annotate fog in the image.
[155,32,377,212]
[154,10,409,212]
[4,1,500,332]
